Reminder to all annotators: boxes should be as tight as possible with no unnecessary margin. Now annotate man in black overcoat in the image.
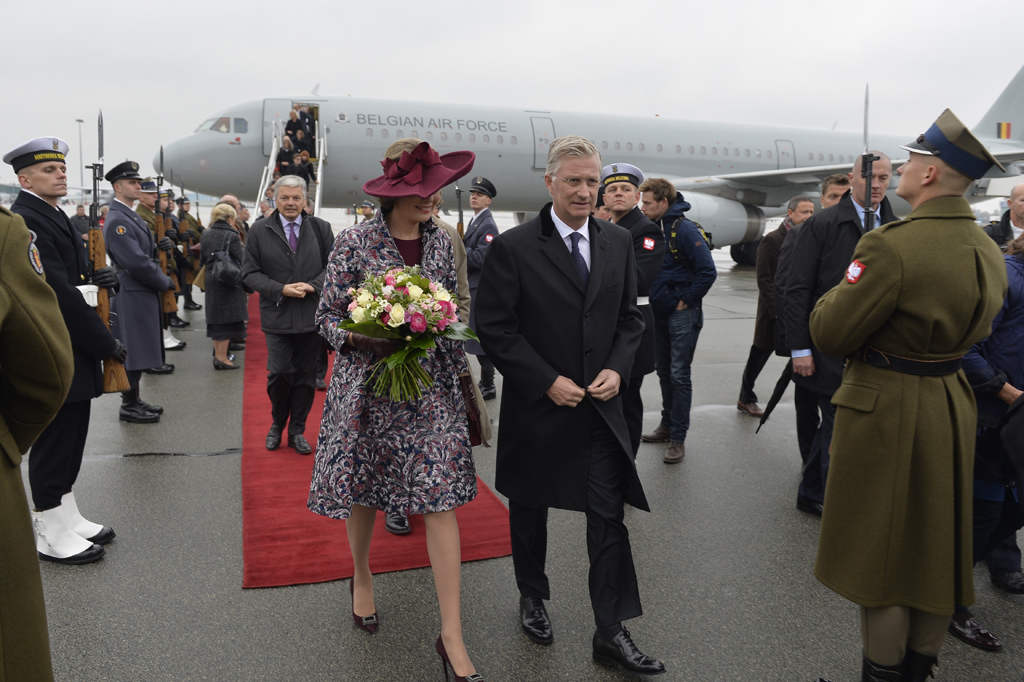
[463,175,500,399]
[601,162,664,454]
[475,136,665,676]
[5,137,124,564]
[777,153,897,516]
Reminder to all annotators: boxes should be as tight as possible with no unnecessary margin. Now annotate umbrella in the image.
[756,359,794,434]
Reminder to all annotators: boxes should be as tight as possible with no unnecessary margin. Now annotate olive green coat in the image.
[0,207,74,682]
[809,196,1007,615]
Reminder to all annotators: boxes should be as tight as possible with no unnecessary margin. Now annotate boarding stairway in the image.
[255,120,326,216]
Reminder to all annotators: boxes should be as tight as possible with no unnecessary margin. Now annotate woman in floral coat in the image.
[308,139,483,681]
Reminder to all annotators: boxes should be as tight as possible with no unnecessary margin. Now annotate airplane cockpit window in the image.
[234,118,248,134]
[195,117,230,133]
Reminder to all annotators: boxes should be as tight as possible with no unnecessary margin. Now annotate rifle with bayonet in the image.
[179,176,199,285]
[861,85,879,233]
[455,184,464,239]
[87,110,131,393]
[155,148,179,313]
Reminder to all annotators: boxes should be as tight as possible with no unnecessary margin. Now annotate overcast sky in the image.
[2,0,1020,190]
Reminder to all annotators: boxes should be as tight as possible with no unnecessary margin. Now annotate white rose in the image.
[407,284,423,299]
[388,304,405,326]
[351,307,367,323]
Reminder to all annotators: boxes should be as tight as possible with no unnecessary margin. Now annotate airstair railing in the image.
[255,119,282,210]
[313,121,327,216]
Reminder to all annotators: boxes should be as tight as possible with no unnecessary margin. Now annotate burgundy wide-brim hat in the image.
[363,141,475,199]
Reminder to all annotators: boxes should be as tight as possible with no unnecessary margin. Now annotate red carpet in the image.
[241,296,511,589]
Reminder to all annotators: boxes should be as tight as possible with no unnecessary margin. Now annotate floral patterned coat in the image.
[307,215,477,519]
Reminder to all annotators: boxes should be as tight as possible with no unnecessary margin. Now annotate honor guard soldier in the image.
[137,179,186,349]
[0,204,75,679]
[600,163,664,454]
[464,176,500,399]
[5,137,123,565]
[160,187,190,331]
[810,110,1007,682]
[135,177,159,231]
[176,195,203,310]
[103,161,175,422]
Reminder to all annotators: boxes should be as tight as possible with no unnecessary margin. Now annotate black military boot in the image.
[902,650,937,682]
[862,655,906,682]
[478,370,496,401]
[120,388,159,423]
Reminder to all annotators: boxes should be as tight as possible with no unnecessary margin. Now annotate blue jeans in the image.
[653,307,702,443]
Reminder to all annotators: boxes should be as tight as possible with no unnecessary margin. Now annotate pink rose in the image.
[385,276,396,286]
[381,312,390,325]
[384,303,393,312]
[437,318,449,331]
[347,301,358,311]
[429,282,438,293]
[409,312,427,333]
[437,300,453,317]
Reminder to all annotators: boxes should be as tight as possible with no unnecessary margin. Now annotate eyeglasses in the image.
[554,176,601,189]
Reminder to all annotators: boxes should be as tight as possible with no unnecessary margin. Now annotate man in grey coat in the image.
[242,175,333,454]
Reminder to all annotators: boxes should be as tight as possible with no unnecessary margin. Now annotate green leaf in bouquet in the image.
[443,321,480,342]
[339,319,403,339]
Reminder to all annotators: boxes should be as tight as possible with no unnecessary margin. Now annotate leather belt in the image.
[860,346,962,376]
[636,296,650,306]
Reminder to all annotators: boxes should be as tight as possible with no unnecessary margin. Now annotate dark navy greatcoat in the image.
[464,207,500,356]
[615,206,664,377]
[475,204,648,512]
[104,199,171,371]
[12,191,117,401]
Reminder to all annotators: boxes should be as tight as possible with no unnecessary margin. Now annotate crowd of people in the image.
[2,106,1023,682]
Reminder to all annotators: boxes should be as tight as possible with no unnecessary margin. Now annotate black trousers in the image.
[509,418,642,627]
[738,344,773,404]
[478,354,495,379]
[265,331,322,435]
[622,374,646,455]
[28,400,91,510]
[798,392,834,504]
[794,382,821,466]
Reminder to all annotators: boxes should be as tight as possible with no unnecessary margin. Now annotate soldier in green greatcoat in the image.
[0,206,74,681]
[809,110,1008,682]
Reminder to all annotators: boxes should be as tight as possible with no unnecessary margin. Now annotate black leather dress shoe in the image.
[796,496,823,517]
[184,301,203,311]
[39,543,105,565]
[228,341,246,351]
[949,611,1002,651]
[168,314,189,328]
[991,571,1024,594]
[119,404,160,423]
[592,627,666,675]
[289,434,312,454]
[519,596,553,645]
[143,363,175,375]
[137,399,163,415]
[266,425,283,451]
[165,339,187,351]
[479,382,496,401]
[86,526,116,545]
[384,512,411,535]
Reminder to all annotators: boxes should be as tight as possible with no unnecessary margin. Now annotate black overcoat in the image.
[13,191,118,400]
[104,199,171,371]
[777,191,897,395]
[753,225,786,351]
[475,205,648,512]
[464,207,499,356]
[200,221,249,326]
[615,206,664,377]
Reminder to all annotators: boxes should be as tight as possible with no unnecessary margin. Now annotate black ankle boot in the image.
[862,655,905,682]
[902,650,937,682]
[119,388,159,423]
[478,372,496,400]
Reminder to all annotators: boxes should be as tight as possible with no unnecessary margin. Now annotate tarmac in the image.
[25,245,1024,682]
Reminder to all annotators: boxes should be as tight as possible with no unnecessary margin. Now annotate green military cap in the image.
[901,109,1005,180]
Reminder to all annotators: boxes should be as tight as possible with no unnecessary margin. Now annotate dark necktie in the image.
[569,232,589,288]
[287,222,298,251]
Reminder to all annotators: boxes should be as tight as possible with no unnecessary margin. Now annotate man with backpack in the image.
[638,178,717,463]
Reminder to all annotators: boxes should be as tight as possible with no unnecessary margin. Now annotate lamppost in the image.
[75,118,84,200]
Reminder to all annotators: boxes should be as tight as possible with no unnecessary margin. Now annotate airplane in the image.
[160,64,1024,264]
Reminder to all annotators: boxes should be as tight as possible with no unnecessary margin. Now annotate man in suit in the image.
[104,161,175,423]
[601,163,665,453]
[778,153,897,517]
[475,136,665,676]
[241,175,334,455]
[464,176,500,400]
[5,137,124,564]
[736,196,814,419]
[0,204,74,682]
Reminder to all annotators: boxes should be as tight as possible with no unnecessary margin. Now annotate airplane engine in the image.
[679,193,765,263]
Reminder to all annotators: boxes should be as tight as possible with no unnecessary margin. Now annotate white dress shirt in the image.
[550,207,591,269]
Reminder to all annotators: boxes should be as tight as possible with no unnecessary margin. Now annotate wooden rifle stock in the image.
[88,227,131,393]
[181,211,199,286]
[155,211,179,313]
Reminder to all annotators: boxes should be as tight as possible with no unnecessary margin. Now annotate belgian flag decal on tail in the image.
[998,122,1012,139]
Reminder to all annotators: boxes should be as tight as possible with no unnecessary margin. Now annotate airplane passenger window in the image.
[712,148,717,156]
[700,147,706,155]
[425,131,433,141]
[745,149,750,157]
[366,128,373,137]
[767,150,772,158]
[396,130,403,137]
[381,129,389,139]
[410,130,418,137]
[639,143,645,152]
[455,133,462,142]
[818,153,824,161]
[601,141,607,150]
[627,143,633,151]
[483,134,490,143]
[685,146,691,154]
[441,132,448,141]
[657,144,663,152]
[469,134,476,143]
[614,142,620,150]
[829,154,834,162]
[755,150,761,157]
[809,153,814,160]
[734,148,740,157]
[510,136,517,145]
[497,135,503,144]
[234,118,248,134]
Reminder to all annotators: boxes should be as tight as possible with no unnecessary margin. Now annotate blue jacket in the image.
[964,254,1024,425]
[649,193,717,318]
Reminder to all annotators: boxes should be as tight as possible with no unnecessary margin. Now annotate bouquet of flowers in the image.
[340,265,479,401]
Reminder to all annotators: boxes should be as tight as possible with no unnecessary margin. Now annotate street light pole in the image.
[75,118,84,200]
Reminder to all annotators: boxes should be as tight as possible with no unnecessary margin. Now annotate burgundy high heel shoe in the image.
[350,581,378,634]
[435,635,484,682]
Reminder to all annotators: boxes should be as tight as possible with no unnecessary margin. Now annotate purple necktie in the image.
[287,222,298,251]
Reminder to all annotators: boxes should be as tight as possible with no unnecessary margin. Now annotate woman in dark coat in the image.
[200,203,247,369]
[308,138,483,681]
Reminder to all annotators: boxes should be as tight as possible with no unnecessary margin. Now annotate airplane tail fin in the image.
[975,64,1024,142]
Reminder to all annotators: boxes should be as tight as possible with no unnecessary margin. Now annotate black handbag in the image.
[208,236,242,287]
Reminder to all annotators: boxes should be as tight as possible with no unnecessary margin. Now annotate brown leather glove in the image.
[347,332,404,356]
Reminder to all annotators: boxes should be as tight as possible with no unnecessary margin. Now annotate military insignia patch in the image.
[485,234,494,243]
[846,259,865,283]
[52,139,60,150]
[28,229,37,242]
[643,237,656,251]
[116,226,126,235]
[29,243,44,274]
[612,164,619,173]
